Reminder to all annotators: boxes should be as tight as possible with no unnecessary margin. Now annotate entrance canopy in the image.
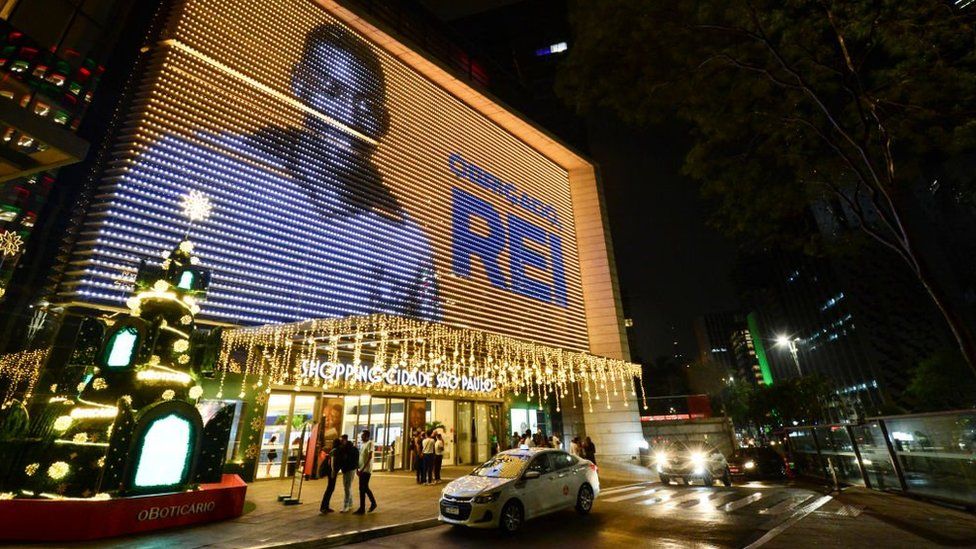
[216,314,647,412]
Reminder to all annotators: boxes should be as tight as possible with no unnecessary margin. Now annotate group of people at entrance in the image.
[319,430,377,514]
[511,429,597,464]
[412,429,445,485]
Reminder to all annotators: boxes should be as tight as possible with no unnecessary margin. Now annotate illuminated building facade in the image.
[50,0,641,476]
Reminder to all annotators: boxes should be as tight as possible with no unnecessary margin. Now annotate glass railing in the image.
[786,410,976,506]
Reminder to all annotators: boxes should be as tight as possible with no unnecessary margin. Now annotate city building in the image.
[0,0,154,353]
[729,317,771,386]
[8,0,643,480]
[692,311,739,371]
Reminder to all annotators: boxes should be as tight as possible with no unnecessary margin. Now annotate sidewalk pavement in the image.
[79,468,458,549]
[761,485,976,548]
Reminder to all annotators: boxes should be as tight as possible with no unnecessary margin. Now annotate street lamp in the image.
[774,334,803,377]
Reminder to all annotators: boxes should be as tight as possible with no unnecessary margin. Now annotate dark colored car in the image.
[727,447,791,479]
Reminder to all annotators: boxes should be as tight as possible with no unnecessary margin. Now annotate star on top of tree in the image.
[0,230,23,257]
[180,190,213,223]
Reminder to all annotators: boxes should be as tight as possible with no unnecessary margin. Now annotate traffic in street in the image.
[356,479,843,548]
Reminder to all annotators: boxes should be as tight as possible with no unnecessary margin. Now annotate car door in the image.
[518,453,556,518]
[550,452,583,510]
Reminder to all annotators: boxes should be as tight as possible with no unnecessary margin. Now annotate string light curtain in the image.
[0,349,47,408]
[216,314,647,413]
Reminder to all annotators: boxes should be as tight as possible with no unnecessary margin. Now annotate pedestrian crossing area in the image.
[598,482,820,516]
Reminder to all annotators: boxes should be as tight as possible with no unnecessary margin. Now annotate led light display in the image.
[61,0,589,351]
[133,414,192,487]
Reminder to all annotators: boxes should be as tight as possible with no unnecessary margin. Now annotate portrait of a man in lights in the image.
[117,23,441,326]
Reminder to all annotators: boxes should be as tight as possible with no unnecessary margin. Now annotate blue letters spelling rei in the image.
[451,187,568,307]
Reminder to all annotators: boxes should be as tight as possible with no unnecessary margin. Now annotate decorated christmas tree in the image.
[1,191,233,499]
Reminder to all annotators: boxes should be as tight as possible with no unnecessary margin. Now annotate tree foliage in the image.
[905,348,976,411]
[558,0,976,371]
[715,376,832,432]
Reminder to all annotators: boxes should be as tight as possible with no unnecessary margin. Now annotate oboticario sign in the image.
[299,359,496,393]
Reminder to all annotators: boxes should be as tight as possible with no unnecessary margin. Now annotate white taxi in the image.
[439,447,600,533]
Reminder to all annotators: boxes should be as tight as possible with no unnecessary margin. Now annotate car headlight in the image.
[655,451,669,464]
[690,452,705,465]
[744,460,755,470]
[473,492,501,504]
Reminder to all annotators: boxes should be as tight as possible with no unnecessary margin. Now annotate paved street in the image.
[14,463,975,549]
[349,479,975,549]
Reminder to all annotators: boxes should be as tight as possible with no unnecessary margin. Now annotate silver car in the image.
[439,447,600,533]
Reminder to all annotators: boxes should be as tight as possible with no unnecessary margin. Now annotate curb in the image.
[266,517,442,548]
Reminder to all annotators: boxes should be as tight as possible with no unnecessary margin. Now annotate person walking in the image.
[354,429,376,514]
[433,433,445,483]
[338,435,357,512]
[583,436,597,465]
[319,439,340,513]
[422,430,436,485]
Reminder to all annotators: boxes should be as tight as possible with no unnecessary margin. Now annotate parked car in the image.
[654,444,732,486]
[727,446,791,479]
[439,447,600,533]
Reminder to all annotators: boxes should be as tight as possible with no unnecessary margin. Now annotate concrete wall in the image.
[569,165,644,464]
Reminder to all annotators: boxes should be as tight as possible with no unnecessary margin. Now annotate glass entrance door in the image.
[338,394,407,471]
[457,401,473,464]
[257,391,319,479]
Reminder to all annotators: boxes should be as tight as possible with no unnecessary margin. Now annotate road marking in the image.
[719,492,764,512]
[759,494,812,515]
[599,482,654,497]
[668,489,732,509]
[639,490,675,506]
[744,494,833,549]
[604,488,660,503]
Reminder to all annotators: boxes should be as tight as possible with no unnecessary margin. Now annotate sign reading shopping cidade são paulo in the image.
[299,359,496,393]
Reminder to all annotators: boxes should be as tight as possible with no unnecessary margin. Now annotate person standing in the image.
[265,435,279,478]
[354,430,376,514]
[422,430,436,485]
[338,435,357,512]
[583,436,597,465]
[570,437,582,458]
[319,439,340,513]
[413,430,425,484]
[551,433,561,450]
[433,433,445,483]
[510,431,520,450]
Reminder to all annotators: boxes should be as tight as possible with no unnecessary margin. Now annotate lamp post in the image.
[774,334,803,377]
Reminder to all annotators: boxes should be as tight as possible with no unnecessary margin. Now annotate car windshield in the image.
[470,454,530,479]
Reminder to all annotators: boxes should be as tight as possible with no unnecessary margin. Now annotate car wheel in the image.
[722,469,733,487]
[659,474,670,485]
[703,474,715,486]
[576,484,594,514]
[499,500,524,534]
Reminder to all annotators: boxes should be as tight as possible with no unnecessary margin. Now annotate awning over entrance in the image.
[216,314,647,412]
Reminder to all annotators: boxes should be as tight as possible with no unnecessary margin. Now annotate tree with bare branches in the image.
[559,0,976,375]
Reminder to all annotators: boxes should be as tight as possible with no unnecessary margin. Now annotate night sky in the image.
[585,114,739,363]
[419,0,742,363]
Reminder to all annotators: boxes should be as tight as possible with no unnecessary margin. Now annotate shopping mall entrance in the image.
[335,395,502,470]
[254,390,503,479]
